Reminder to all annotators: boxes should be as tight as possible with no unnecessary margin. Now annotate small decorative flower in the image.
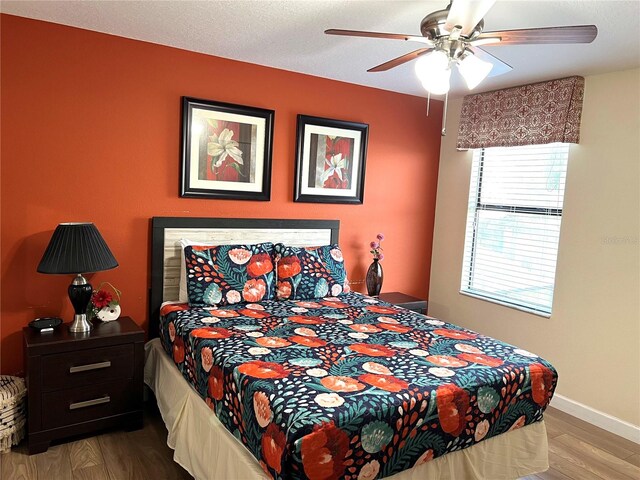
[429,367,455,378]
[321,376,365,392]
[92,290,112,309]
[362,362,392,375]
[315,393,345,408]
[474,419,490,441]
[87,282,121,320]
[201,346,213,372]
[253,391,272,428]
[360,421,393,453]
[248,347,271,356]
[226,290,241,304]
[358,460,380,480]
[330,248,344,262]
[369,233,384,261]
[294,327,317,337]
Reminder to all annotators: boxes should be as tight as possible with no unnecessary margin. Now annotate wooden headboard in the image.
[149,217,340,338]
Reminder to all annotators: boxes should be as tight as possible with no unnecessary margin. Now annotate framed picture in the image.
[180,97,274,200]
[294,115,369,204]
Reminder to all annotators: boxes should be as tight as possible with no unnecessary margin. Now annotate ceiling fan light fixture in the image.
[420,67,452,95]
[458,50,493,89]
[415,50,451,94]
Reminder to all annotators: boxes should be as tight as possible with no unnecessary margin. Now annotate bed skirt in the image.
[144,338,549,480]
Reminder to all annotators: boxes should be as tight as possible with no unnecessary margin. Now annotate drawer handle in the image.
[69,395,111,410]
[69,361,111,373]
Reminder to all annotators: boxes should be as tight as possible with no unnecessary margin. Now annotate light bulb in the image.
[414,50,450,81]
[421,68,451,95]
[415,50,451,95]
[458,52,493,90]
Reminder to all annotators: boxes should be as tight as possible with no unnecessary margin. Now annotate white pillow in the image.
[178,239,213,303]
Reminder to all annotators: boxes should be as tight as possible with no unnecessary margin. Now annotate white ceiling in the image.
[2,0,639,98]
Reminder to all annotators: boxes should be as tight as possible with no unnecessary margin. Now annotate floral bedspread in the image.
[159,292,557,480]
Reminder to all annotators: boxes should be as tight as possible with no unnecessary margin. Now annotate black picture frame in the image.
[180,97,274,200]
[294,114,369,204]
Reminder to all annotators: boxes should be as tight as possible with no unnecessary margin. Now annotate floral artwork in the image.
[308,135,355,190]
[159,292,557,480]
[202,121,253,183]
[180,97,274,200]
[295,115,368,204]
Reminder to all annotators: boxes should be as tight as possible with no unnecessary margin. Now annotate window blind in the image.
[461,143,570,316]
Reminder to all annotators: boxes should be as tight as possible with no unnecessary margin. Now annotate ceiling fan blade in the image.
[469,46,512,77]
[446,0,496,37]
[325,29,434,45]
[473,25,598,45]
[368,48,433,72]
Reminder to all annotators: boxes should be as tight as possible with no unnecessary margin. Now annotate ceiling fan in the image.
[325,0,597,95]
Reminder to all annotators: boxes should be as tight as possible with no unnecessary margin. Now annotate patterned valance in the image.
[457,76,585,150]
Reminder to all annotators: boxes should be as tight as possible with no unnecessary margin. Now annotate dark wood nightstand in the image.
[378,292,428,314]
[23,316,144,454]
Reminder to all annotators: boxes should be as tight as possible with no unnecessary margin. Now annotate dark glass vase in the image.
[366,258,384,297]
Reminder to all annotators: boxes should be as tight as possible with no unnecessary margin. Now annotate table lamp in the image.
[37,223,118,333]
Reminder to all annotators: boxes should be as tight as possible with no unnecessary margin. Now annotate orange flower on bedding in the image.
[529,363,555,407]
[358,373,408,392]
[349,324,381,333]
[243,279,267,303]
[349,343,396,357]
[432,328,478,340]
[288,315,324,325]
[277,281,292,300]
[301,421,349,480]
[239,308,270,319]
[377,323,412,334]
[172,337,185,364]
[238,361,290,379]
[457,353,504,367]
[320,376,366,392]
[436,383,470,437]
[208,365,224,400]
[256,337,292,348]
[426,355,469,368]
[278,256,301,279]
[253,391,272,428]
[191,327,232,339]
[262,423,286,474]
[209,309,239,318]
[247,253,274,277]
[365,305,398,314]
[160,303,189,316]
[289,336,327,348]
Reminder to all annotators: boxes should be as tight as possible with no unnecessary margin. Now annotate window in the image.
[461,143,570,316]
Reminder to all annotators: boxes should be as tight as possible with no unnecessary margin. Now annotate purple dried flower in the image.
[370,241,379,249]
[378,253,384,261]
[376,233,385,241]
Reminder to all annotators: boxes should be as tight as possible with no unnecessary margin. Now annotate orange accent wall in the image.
[0,14,442,375]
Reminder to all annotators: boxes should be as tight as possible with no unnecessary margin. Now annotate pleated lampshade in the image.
[37,223,118,274]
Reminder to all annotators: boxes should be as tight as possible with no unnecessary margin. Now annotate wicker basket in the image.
[0,375,26,453]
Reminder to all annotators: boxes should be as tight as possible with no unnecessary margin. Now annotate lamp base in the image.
[68,274,93,333]
[69,313,92,333]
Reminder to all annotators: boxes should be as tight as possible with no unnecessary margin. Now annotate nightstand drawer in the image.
[41,380,138,430]
[41,344,134,391]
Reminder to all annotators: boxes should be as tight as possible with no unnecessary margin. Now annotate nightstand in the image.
[23,316,144,454]
[378,291,428,314]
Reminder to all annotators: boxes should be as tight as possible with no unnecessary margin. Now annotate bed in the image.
[144,216,556,480]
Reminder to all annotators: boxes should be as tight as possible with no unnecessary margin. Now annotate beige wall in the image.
[429,68,640,426]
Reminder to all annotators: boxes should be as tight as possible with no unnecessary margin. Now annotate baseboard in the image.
[550,393,640,444]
